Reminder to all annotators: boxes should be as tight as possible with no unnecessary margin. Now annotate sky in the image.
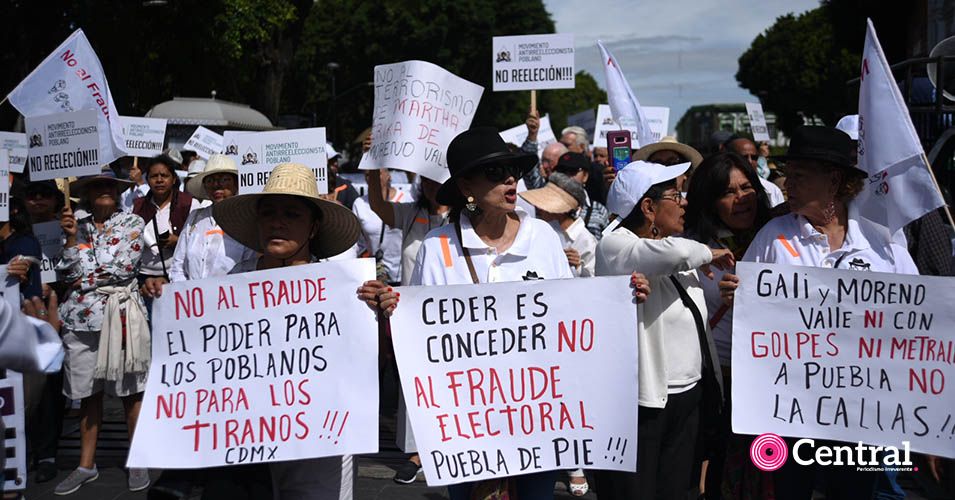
[543,0,820,132]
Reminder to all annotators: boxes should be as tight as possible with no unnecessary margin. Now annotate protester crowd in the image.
[2,92,953,500]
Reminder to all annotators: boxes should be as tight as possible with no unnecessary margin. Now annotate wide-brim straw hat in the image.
[187,155,237,201]
[69,166,134,200]
[519,182,579,214]
[213,162,360,258]
[633,136,703,168]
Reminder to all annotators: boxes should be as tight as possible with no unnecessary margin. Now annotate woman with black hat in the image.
[53,167,151,495]
[722,126,919,500]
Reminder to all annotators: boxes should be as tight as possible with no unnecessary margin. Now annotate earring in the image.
[822,200,836,224]
[650,223,660,238]
[465,196,480,215]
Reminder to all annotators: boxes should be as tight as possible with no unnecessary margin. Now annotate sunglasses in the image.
[484,164,523,183]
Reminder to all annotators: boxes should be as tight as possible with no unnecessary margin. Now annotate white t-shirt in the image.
[411,209,574,286]
[393,203,449,286]
[120,184,149,213]
[352,191,414,283]
[551,218,597,277]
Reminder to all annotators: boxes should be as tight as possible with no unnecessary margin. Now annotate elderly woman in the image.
[552,152,610,238]
[684,152,773,498]
[54,167,150,495]
[215,162,365,500]
[521,171,597,278]
[134,155,198,300]
[594,160,734,500]
[723,126,918,500]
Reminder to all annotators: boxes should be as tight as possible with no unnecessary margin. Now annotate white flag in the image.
[856,19,945,232]
[596,41,655,149]
[6,29,125,166]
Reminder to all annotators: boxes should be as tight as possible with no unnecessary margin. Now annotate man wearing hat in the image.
[553,152,610,238]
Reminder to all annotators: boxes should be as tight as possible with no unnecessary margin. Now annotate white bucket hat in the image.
[186,155,237,200]
[213,163,360,258]
[607,160,691,219]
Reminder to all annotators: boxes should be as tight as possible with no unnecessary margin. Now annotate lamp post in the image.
[327,62,340,146]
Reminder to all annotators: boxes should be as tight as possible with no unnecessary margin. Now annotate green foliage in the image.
[736,4,860,135]
[215,0,298,60]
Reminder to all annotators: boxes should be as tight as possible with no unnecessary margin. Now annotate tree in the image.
[736,4,860,135]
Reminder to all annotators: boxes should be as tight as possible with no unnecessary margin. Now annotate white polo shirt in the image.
[411,209,574,286]
[168,205,258,282]
[551,218,597,277]
[393,203,449,286]
[743,204,918,274]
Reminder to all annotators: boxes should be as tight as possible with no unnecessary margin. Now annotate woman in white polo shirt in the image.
[594,160,734,500]
[723,126,918,500]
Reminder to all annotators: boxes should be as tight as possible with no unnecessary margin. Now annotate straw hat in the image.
[187,155,236,200]
[519,173,581,215]
[213,163,360,258]
[69,166,134,200]
[633,136,703,167]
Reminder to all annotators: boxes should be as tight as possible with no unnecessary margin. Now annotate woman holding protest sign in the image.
[53,167,151,495]
[593,160,734,500]
[134,154,198,302]
[722,126,918,499]
[215,162,366,500]
[683,152,773,499]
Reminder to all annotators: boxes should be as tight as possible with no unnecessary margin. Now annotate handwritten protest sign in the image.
[25,110,101,181]
[0,132,28,173]
[593,104,668,149]
[498,115,557,158]
[224,128,327,194]
[745,103,770,142]
[0,268,26,491]
[359,60,483,183]
[492,34,575,91]
[33,221,64,283]
[127,259,380,468]
[733,262,955,458]
[183,126,224,160]
[390,277,639,486]
[120,116,167,157]
[0,150,8,222]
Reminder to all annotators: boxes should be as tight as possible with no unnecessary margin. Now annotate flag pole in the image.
[921,152,955,228]
[0,96,8,108]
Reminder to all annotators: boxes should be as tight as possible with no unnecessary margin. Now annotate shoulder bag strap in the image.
[668,274,713,375]
[454,222,480,285]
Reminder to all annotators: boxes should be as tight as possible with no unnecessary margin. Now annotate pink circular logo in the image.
[750,433,788,471]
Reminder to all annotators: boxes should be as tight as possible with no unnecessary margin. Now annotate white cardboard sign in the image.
[0,132,28,174]
[498,115,557,158]
[592,104,669,149]
[745,102,770,142]
[359,60,483,183]
[492,34,576,91]
[33,221,65,283]
[127,259,380,468]
[224,127,328,194]
[25,110,101,181]
[390,276,639,486]
[183,126,224,160]
[733,262,955,459]
[120,116,167,157]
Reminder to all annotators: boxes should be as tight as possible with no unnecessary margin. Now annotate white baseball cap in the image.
[835,115,859,140]
[326,142,340,160]
[607,160,691,219]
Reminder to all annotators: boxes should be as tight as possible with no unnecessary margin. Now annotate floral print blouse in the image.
[55,211,146,332]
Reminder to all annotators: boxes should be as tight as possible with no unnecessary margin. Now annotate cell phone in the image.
[607,131,632,171]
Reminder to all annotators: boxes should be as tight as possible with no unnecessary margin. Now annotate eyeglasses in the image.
[484,164,522,183]
[658,192,684,203]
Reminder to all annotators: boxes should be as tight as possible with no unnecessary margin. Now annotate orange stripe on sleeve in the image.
[776,234,800,258]
[439,234,453,268]
[394,192,404,202]
[205,229,224,236]
[414,217,429,225]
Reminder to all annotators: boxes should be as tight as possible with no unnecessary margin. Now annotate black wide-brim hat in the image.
[436,127,539,206]
[774,125,863,173]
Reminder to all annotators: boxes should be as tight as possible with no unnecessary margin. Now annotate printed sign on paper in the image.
[359,60,483,183]
[390,276,639,485]
[593,104,669,148]
[224,128,327,194]
[120,116,167,157]
[0,132,28,174]
[733,262,955,459]
[745,103,770,142]
[492,34,576,91]
[183,126,224,160]
[25,110,101,181]
[128,259,380,468]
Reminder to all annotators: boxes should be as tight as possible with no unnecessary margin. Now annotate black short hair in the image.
[685,152,772,243]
